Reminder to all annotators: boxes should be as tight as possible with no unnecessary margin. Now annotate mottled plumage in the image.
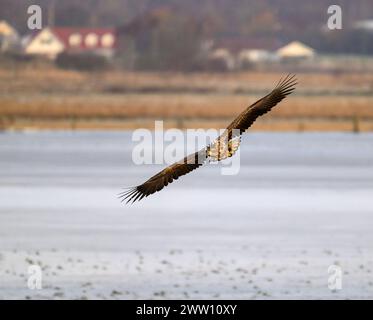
[120,74,297,204]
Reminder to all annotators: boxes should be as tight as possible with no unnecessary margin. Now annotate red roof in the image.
[48,27,117,50]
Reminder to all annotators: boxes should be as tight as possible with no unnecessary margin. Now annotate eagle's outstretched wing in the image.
[226,74,297,137]
[207,74,297,161]
[119,149,207,203]
[120,74,297,204]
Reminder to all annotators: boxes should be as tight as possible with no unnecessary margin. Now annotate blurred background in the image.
[0,0,373,131]
[1,0,373,300]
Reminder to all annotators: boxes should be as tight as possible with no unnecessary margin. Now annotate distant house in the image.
[0,20,20,52]
[276,41,315,60]
[23,27,116,59]
[209,48,236,70]
[209,37,282,70]
[238,49,277,64]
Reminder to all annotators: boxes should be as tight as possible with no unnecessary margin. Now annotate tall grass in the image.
[1,67,372,131]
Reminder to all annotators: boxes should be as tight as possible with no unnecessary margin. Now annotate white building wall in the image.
[24,28,65,59]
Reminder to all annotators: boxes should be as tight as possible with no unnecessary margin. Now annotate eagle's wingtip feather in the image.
[118,186,144,204]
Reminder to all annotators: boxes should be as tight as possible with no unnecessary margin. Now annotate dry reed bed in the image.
[1,68,372,131]
[1,94,372,119]
[1,68,373,94]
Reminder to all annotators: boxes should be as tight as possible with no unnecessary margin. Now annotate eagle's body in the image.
[120,75,297,204]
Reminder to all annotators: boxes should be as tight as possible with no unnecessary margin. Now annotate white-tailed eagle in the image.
[120,74,297,203]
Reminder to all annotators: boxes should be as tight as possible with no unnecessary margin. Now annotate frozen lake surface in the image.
[0,131,373,299]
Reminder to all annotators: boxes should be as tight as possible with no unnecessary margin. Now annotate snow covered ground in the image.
[0,131,373,299]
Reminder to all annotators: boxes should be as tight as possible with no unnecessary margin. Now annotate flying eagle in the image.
[120,74,297,204]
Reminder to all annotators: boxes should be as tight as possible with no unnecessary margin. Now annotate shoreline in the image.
[1,118,371,132]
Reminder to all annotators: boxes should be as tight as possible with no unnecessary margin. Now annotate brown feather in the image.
[119,149,207,204]
[226,74,297,136]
